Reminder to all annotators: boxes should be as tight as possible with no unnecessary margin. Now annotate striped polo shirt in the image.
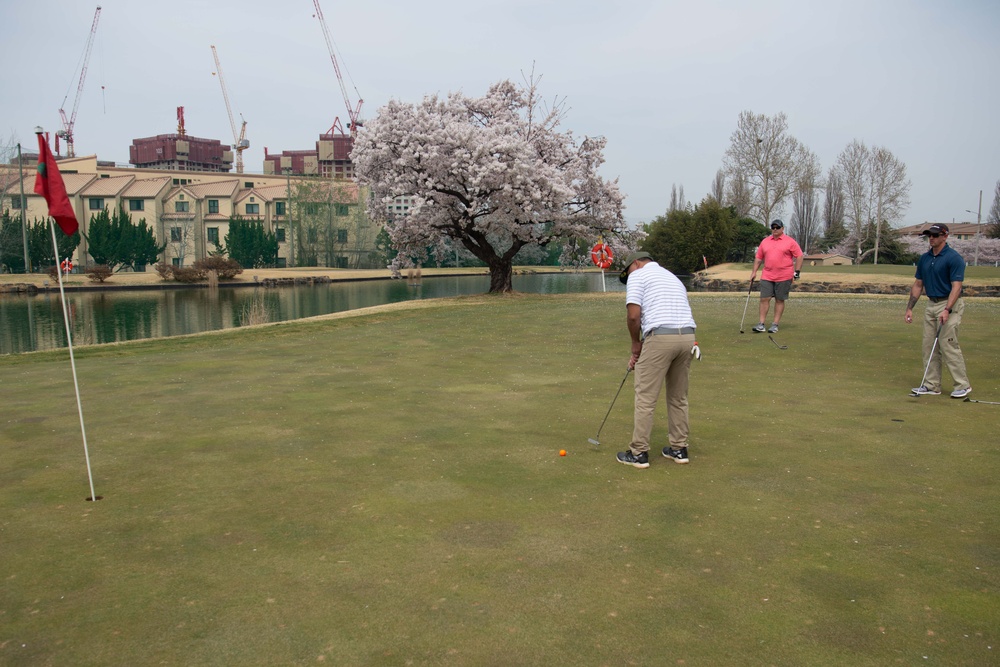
[625,261,696,337]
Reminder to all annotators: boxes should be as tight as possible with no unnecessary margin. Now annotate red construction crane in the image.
[57,5,102,158]
[312,0,363,135]
[210,45,249,173]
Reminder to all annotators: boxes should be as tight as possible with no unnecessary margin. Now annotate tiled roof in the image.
[63,173,99,195]
[187,180,239,198]
[122,177,171,198]
[80,175,135,196]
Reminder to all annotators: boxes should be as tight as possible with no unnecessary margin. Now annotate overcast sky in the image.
[2,0,997,227]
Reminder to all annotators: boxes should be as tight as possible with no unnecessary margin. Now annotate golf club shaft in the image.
[917,322,944,390]
[739,279,754,332]
[594,368,631,441]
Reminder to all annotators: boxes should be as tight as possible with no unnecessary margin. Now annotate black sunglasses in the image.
[926,233,941,238]
[770,225,781,229]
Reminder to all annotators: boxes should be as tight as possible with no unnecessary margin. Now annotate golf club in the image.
[738,279,755,333]
[588,367,632,446]
[768,335,787,350]
[964,397,1000,405]
[910,321,943,397]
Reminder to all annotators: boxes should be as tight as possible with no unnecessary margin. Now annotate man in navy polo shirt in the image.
[904,223,971,398]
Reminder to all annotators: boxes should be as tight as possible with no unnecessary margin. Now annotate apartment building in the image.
[2,154,380,270]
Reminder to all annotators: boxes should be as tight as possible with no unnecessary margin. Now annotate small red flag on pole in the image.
[33,133,79,236]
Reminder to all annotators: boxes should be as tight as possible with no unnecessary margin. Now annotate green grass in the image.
[2,293,999,666]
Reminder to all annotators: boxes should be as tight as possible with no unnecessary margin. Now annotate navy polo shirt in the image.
[915,243,965,299]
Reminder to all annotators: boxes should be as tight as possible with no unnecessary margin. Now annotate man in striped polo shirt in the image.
[616,251,697,469]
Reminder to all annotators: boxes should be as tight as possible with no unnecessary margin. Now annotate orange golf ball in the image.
[559,449,567,456]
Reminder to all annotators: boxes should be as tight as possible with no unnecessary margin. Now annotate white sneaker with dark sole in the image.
[950,387,972,399]
[911,386,941,396]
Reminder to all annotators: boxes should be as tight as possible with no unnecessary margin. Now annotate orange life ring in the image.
[60,258,73,273]
[590,243,613,269]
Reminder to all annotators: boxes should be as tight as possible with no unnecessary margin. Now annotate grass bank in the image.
[1,293,998,665]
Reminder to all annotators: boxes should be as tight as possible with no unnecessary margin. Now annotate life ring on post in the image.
[60,258,73,274]
[590,243,613,269]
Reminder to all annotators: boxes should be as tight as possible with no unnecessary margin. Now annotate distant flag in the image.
[33,133,79,236]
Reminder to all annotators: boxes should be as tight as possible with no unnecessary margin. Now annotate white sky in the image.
[2,0,997,227]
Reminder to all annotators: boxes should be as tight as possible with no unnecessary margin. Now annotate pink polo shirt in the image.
[755,234,803,282]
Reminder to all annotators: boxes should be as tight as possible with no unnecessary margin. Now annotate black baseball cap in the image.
[921,223,949,236]
[770,219,784,229]
[618,251,652,284]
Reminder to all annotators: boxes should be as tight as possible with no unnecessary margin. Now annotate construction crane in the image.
[210,45,249,173]
[57,5,102,158]
[312,0,363,135]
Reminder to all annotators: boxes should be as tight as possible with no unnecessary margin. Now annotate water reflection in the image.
[1,272,625,354]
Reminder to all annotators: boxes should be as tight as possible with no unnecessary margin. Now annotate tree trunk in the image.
[487,257,514,293]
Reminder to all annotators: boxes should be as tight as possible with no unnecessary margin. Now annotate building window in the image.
[244,182,254,189]
[335,204,349,216]
[175,201,189,213]
[276,228,286,243]
[172,257,181,267]
[10,195,24,209]
[207,227,219,245]
[337,229,348,243]
[129,199,144,211]
[246,203,259,214]
[336,256,348,268]
[170,227,182,242]
[275,201,286,216]
[307,228,318,243]
[276,257,287,268]
[89,198,104,211]
[208,199,219,214]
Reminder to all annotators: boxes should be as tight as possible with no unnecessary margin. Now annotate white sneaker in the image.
[911,386,941,396]
[950,387,972,399]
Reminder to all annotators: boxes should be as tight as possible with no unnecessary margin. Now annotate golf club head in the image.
[768,335,787,350]
[588,438,600,446]
[964,397,971,402]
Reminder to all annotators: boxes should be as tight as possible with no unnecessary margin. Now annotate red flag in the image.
[33,133,79,236]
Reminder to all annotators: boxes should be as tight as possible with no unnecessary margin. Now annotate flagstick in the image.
[48,221,98,502]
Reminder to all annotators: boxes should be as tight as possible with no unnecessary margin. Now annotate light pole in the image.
[283,167,294,267]
[16,143,30,272]
[966,189,982,266]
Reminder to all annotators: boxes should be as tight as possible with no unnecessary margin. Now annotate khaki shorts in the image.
[760,279,792,301]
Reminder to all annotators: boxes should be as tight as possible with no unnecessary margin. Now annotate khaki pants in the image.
[630,333,694,453]
[922,299,970,392]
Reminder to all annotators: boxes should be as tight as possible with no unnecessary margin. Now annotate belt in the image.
[928,296,948,302]
[646,326,696,337]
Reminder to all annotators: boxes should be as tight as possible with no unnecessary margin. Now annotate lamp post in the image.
[283,167,294,267]
[17,142,30,272]
[966,189,983,266]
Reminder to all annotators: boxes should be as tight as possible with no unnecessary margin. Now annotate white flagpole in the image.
[48,221,98,502]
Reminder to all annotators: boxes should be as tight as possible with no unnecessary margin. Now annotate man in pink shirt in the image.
[749,220,803,333]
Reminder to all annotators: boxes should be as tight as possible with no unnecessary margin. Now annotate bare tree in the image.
[726,170,752,218]
[869,146,910,264]
[668,183,686,213]
[835,139,872,261]
[710,169,725,203]
[834,140,911,263]
[823,167,846,246]
[789,148,822,253]
[723,110,805,226]
[985,180,1000,239]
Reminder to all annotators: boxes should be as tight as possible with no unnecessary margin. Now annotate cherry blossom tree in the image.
[352,77,626,293]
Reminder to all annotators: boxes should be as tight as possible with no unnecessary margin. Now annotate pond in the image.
[0,272,627,354]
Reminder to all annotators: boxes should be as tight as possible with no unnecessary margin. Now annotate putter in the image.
[964,397,1000,405]
[738,279,755,334]
[910,322,943,397]
[768,335,787,350]
[588,367,632,446]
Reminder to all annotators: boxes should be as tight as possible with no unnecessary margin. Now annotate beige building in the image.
[897,222,983,241]
[2,154,381,271]
[803,253,853,266]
